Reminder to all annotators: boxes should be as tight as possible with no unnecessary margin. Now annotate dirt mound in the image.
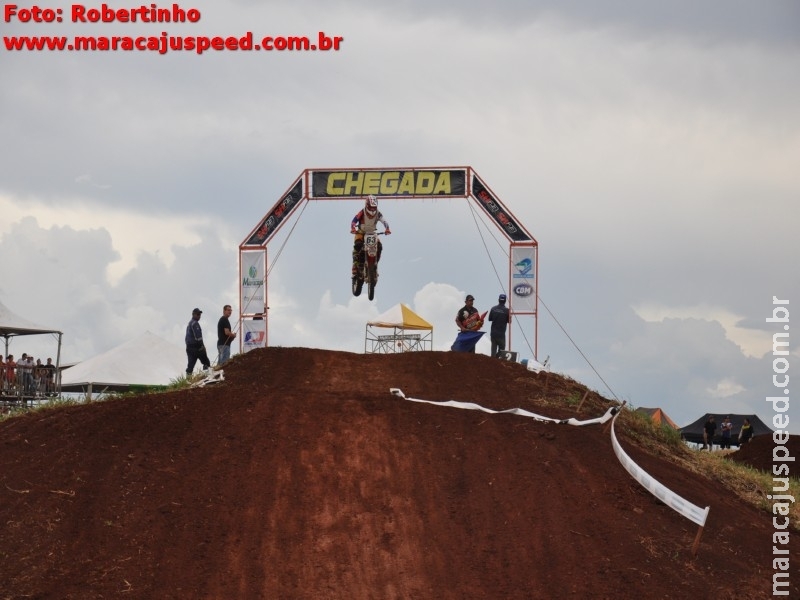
[726,433,799,478]
[1,347,797,599]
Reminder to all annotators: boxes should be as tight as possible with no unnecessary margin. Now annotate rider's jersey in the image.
[351,210,389,234]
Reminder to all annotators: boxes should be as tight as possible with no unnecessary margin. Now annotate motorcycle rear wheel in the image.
[367,265,377,301]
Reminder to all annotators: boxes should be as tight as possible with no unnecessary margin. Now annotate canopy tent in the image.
[679,413,773,448]
[60,331,186,399]
[365,303,433,353]
[0,300,63,401]
[0,300,63,354]
[635,407,679,429]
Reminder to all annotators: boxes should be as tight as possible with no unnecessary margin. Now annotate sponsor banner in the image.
[244,179,303,246]
[240,249,265,314]
[511,246,536,311]
[311,169,467,198]
[471,176,531,241]
[611,413,710,527]
[242,319,267,353]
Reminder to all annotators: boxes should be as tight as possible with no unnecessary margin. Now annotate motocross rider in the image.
[351,195,391,276]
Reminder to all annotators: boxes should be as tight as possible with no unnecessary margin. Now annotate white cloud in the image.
[633,303,769,358]
[706,378,746,399]
[0,193,230,284]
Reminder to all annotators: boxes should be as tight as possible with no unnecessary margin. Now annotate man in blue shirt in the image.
[185,307,211,375]
[488,294,511,359]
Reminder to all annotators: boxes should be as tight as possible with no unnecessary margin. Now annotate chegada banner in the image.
[310,168,467,198]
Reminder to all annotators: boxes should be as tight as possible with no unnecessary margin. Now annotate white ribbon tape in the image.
[610,411,710,527]
[388,388,617,426]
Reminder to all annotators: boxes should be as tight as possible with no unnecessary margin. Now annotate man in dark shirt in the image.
[455,295,479,332]
[185,308,211,376]
[217,305,236,366]
[703,415,717,451]
[488,293,511,358]
[455,294,480,353]
[43,357,57,396]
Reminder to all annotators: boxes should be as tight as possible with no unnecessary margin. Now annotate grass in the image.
[616,404,799,531]
[0,374,197,422]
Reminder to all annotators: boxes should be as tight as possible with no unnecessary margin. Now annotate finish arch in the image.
[238,167,539,357]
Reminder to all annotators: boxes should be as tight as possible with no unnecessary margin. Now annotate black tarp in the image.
[679,413,773,447]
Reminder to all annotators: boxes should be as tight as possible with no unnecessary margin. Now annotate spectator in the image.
[44,357,57,396]
[720,416,733,449]
[703,415,716,451]
[185,308,211,376]
[455,295,479,332]
[217,304,237,366]
[455,294,481,354]
[488,293,511,358]
[18,353,35,395]
[738,418,754,445]
[34,358,46,396]
[5,355,16,392]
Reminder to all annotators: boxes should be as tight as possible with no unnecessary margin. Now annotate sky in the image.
[1,1,799,433]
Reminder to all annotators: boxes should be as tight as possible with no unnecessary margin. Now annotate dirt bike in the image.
[351,228,386,301]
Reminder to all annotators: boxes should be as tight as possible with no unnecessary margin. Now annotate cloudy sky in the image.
[2,1,798,432]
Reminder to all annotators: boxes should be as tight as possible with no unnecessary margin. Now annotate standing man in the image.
[217,304,237,366]
[455,294,480,332]
[185,307,211,376]
[702,415,716,451]
[19,353,35,395]
[488,293,511,358]
[44,357,57,396]
[720,416,733,450]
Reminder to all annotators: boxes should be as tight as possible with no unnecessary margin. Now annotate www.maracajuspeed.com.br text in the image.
[3,30,344,54]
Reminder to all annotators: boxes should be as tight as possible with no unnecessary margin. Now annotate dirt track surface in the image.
[1,347,798,599]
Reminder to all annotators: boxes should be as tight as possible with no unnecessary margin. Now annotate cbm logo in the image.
[514,283,534,297]
[515,258,533,276]
[244,331,265,343]
[248,265,258,278]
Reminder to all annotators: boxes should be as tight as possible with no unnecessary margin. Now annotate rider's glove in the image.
[350,226,357,234]
[385,228,392,235]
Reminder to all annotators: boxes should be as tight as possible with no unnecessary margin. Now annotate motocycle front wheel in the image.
[352,276,363,297]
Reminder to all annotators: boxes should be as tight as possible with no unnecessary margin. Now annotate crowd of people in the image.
[0,354,58,397]
[702,415,754,450]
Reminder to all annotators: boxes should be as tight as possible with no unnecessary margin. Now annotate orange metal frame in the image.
[238,166,539,357]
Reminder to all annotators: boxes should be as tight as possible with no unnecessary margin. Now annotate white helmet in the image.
[365,195,378,218]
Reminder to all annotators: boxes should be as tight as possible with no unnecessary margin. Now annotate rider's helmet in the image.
[365,195,378,218]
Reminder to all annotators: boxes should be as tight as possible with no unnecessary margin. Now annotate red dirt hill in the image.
[1,347,798,599]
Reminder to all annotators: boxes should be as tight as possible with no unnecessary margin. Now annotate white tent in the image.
[60,331,186,398]
[0,299,63,356]
[1,300,63,401]
[365,303,433,353]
